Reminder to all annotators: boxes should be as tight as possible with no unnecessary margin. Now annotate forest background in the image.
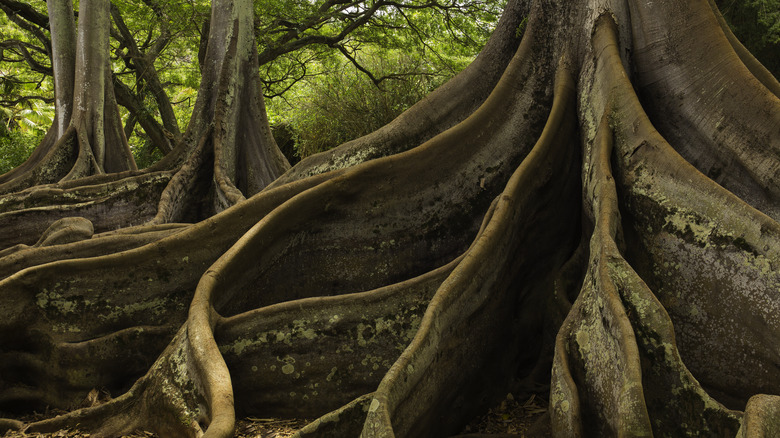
[0,0,777,174]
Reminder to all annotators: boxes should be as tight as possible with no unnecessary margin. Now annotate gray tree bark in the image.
[47,0,76,137]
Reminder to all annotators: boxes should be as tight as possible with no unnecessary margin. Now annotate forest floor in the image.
[2,392,549,437]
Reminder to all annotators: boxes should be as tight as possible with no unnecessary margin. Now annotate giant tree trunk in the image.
[1,0,779,437]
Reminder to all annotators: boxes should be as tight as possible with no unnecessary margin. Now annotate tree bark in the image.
[0,0,779,437]
[47,0,76,138]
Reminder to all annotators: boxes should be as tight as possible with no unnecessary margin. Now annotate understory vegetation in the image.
[270,50,460,158]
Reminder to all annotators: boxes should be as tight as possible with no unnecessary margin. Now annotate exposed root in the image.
[1,1,779,437]
[552,14,780,436]
[629,0,780,220]
[364,55,579,436]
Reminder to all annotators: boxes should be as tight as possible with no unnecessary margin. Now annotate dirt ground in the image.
[1,392,550,438]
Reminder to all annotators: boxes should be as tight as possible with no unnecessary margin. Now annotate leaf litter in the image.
[2,390,548,437]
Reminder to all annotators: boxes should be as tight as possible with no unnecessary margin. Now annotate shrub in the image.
[0,124,41,175]
[277,51,457,158]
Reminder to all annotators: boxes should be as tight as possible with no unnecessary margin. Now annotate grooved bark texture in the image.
[0,0,778,437]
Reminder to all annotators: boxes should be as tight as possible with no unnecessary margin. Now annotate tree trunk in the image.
[0,0,290,249]
[0,0,137,193]
[48,0,76,138]
[0,0,779,437]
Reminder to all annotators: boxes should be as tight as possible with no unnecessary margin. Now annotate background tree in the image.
[0,0,137,196]
[0,0,501,167]
[0,1,779,438]
[0,0,208,164]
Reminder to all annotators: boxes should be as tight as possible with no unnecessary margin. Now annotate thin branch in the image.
[0,39,51,74]
[0,1,51,53]
[257,0,387,66]
[0,0,49,30]
[333,43,383,87]
[0,95,54,106]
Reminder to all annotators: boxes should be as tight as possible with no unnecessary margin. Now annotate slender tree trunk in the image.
[110,2,180,156]
[68,0,135,176]
[47,0,76,137]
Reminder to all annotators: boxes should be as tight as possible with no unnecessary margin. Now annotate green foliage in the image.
[0,125,40,175]
[130,134,166,169]
[257,0,501,158]
[516,16,529,38]
[0,2,54,132]
[256,0,504,97]
[0,1,53,174]
[0,99,53,134]
[717,0,780,77]
[1,0,500,169]
[270,50,458,158]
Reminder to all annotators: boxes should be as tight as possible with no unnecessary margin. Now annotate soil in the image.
[2,393,550,437]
